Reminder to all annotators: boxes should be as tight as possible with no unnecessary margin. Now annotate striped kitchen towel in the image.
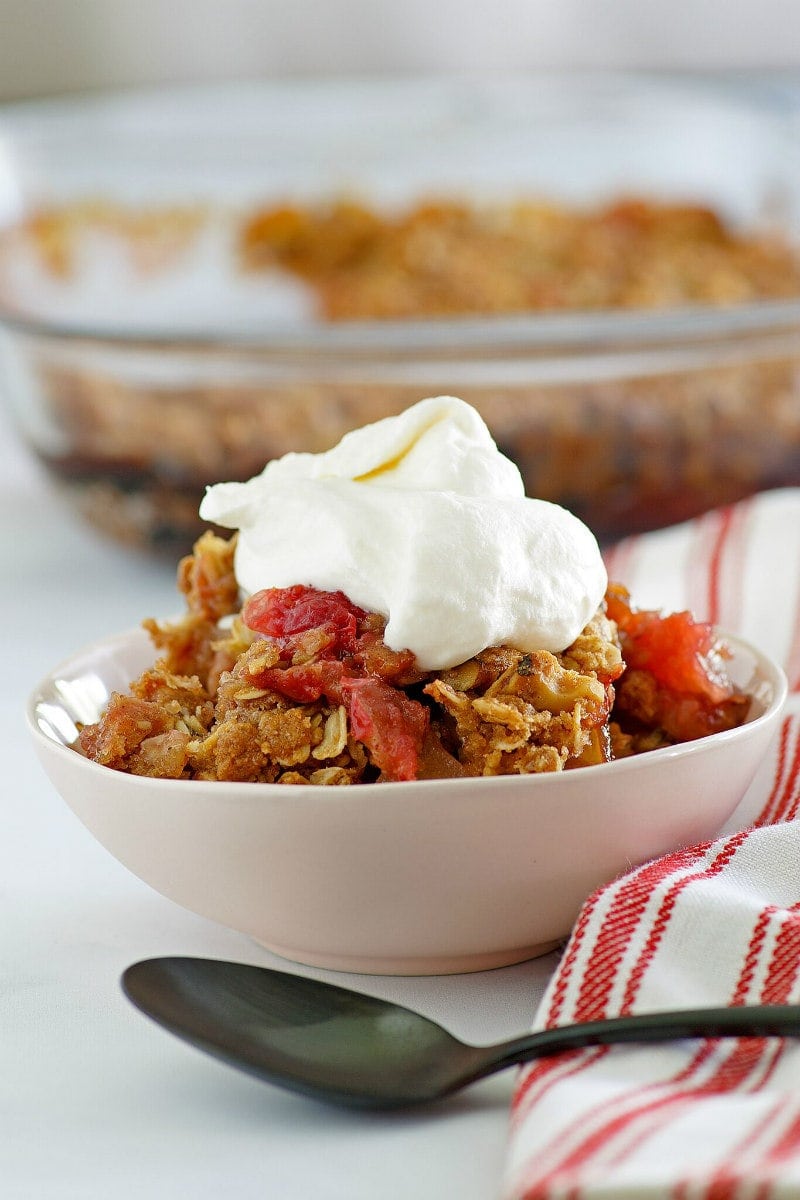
[504,489,800,1200]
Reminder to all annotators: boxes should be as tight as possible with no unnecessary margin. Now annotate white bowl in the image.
[27,626,787,975]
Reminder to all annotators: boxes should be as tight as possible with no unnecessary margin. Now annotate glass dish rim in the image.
[2,299,800,355]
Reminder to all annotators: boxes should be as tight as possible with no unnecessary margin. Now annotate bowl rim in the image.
[25,624,789,800]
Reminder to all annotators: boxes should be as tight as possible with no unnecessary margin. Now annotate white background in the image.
[0,0,798,101]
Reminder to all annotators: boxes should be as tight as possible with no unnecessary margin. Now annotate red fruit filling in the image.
[605,583,749,742]
[242,585,366,658]
[243,585,428,781]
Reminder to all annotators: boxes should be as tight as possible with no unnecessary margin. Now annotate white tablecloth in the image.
[1,404,560,1200]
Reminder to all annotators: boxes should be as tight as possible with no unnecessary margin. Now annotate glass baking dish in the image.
[0,73,799,551]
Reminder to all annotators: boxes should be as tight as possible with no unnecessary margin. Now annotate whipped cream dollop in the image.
[200,396,607,670]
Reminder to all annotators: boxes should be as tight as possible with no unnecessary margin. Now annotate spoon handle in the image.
[478,1004,800,1078]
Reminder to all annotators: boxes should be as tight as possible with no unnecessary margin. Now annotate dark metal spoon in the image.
[122,956,800,1111]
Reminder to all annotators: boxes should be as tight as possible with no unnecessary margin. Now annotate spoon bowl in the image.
[123,957,800,1110]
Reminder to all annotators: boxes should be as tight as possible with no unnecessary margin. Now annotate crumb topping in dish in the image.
[8,194,800,320]
[238,197,800,319]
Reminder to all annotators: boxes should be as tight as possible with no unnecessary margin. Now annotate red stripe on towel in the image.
[544,890,605,1027]
[754,717,795,827]
[753,1108,800,1200]
[769,723,800,825]
[760,907,800,1004]
[518,1040,766,1200]
[598,903,800,1197]
[687,508,729,624]
[731,905,782,1005]
[575,903,797,1194]
[685,502,751,631]
[511,1047,611,1130]
[513,833,767,1195]
[515,1041,718,1199]
[570,847,711,1023]
[674,1076,789,1200]
[619,831,752,1014]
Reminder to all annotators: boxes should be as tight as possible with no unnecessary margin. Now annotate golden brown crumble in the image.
[239,197,800,319]
[75,532,748,785]
[76,532,626,782]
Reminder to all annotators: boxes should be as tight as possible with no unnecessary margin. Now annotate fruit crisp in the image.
[76,532,750,784]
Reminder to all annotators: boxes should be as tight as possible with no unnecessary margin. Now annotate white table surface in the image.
[0,403,560,1200]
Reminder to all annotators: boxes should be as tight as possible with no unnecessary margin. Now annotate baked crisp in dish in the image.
[4,194,800,552]
[76,533,750,784]
[14,196,800,313]
[239,197,800,319]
